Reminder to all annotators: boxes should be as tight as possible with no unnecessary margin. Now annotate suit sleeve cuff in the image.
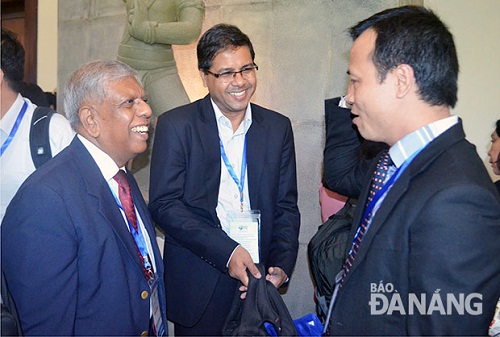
[226,244,241,268]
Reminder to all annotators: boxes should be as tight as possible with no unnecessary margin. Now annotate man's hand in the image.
[238,265,288,299]
[266,266,288,289]
[228,246,261,287]
[228,246,261,299]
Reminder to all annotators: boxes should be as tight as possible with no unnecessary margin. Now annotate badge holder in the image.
[227,210,261,263]
[148,273,165,336]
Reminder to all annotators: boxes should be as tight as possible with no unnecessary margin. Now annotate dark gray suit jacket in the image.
[149,95,300,327]
[323,102,500,336]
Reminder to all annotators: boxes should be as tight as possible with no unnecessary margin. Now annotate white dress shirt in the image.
[212,99,253,234]
[77,135,157,273]
[371,115,460,217]
[0,95,75,221]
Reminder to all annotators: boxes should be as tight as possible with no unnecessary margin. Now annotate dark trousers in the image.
[173,273,238,336]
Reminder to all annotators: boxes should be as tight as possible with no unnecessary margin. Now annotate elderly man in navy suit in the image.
[2,60,167,336]
[323,6,500,336]
[149,24,300,336]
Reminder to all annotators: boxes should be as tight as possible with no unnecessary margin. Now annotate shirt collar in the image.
[1,94,27,133]
[211,99,252,136]
[390,115,459,168]
[77,134,122,181]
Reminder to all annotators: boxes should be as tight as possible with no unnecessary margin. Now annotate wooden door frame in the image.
[24,0,38,84]
[1,0,38,83]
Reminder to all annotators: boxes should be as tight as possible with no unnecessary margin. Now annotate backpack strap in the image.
[30,106,55,168]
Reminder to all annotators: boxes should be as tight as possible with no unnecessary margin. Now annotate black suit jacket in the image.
[149,95,300,326]
[323,101,500,336]
[2,137,167,336]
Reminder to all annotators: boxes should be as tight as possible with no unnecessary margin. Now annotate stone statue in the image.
[118,0,205,117]
[117,0,204,196]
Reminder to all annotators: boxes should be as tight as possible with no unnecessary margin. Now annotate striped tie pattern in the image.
[114,170,154,281]
[341,150,391,284]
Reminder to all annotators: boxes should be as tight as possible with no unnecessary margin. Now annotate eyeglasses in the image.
[205,64,258,83]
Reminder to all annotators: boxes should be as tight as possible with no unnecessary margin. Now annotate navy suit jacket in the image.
[1,136,167,336]
[149,95,300,327]
[323,102,500,336]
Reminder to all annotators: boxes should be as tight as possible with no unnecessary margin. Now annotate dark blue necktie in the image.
[342,150,392,283]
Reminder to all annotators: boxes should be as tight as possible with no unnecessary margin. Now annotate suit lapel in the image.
[246,105,266,209]
[198,96,223,216]
[99,191,146,275]
[343,122,466,283]
[348,173,411,274]
[73,138,148,276]
[127,169,164,275]
[196,97,267,216]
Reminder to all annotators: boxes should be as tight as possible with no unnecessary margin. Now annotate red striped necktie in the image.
[113,170,154,281]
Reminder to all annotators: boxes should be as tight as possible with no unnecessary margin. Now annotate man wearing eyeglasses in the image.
[149,23,300,336]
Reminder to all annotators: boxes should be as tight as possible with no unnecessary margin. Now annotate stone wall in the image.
[58,0,399,322]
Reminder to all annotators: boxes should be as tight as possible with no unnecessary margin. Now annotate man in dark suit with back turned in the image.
[323,6,500,336]
[2,60,167,336]
[149,23,300,336]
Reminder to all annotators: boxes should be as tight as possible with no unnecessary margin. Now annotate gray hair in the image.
[63,60,141,128]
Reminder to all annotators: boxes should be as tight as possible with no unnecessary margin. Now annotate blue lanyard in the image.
[1,100,28,157]
[219,136,247,212]
[109,185,153,271]
[349,147,425,255]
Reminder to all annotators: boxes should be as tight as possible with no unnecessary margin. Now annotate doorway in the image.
[1,0,38,83]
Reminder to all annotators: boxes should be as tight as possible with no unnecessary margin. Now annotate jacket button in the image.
[141,331,148,337]
[141,290,149,299]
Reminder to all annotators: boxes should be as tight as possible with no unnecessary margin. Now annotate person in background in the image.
[1,60,167,336]
[149,23,300,336]
[20,82,49,108]
[487,119,500,195]
[489,124,500,337]
[0,28,74,221]
[322,95,389,221]
[45,91,57,110]
[323,6,500,336]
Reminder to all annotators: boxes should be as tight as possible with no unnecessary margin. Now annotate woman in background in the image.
[487,119,500,195]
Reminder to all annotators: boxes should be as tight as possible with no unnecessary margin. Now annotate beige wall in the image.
[425,0,500,181]
[40,0,500,179]
[37,0,58,93]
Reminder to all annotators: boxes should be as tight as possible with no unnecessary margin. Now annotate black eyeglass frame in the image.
[205,64,259,80]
